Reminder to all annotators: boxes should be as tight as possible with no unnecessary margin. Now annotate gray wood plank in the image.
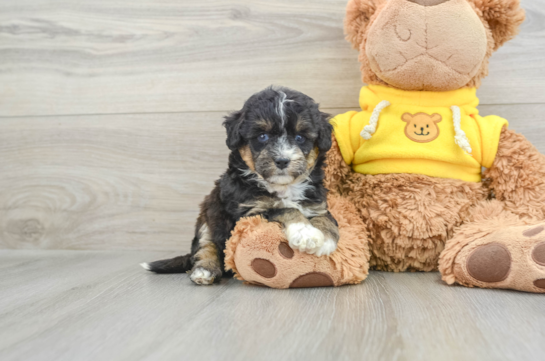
[0,112,229,251]
[0,0,543,117]
[0,250,543,361]
[2,104,545,251]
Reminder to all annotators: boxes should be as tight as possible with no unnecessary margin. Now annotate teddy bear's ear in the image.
[345,0,380,50]
[431,114,442,123]
[401,113,413,123]
[473,0,525,51]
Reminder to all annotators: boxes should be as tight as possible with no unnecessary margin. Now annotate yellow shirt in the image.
[331,85,508,182]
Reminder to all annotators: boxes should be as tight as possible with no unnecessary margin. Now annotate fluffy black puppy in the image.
[142,86,339,285]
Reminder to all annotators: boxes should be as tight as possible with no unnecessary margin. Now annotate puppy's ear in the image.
[345,0,380,49]
[473,0,525,50]
[317,112,333,152]
[223,110,245,151]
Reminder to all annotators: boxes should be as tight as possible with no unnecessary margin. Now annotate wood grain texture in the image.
[0,250,543,361]
[0,112,229,250]
[0,104,541,251]
[1,104,545,251]
[0,0,544,117]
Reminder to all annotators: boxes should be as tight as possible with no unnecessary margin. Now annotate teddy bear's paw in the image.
[233,237,339,289]
[453,224,545,293]
[246,242,336,289]
[285,223,325,255]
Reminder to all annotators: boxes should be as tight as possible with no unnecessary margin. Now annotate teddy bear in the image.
[224,0,545,293]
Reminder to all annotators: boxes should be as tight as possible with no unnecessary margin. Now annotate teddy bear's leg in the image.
[485,128,545,219]
[224,195,370,288]
[439,200,545,293]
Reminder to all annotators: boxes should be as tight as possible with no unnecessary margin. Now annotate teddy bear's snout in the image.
[408,0,450,6]
[365,0,488,91]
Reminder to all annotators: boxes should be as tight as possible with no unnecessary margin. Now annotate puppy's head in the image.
[224,87,332,185]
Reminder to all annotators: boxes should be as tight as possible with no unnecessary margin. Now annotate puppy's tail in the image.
[140,253,193,274]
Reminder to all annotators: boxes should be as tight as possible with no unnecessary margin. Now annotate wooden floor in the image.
[0,250,544,361]
[1,0,545,360]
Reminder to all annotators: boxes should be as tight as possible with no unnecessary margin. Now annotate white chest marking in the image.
[268,182,322,218]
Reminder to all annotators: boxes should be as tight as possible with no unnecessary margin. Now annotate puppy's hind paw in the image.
[285,223,325,255]
[190,267,220,285]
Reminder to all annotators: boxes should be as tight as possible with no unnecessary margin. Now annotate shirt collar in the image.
[360,85,480,110]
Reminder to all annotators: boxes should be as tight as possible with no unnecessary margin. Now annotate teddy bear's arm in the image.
[484,127,545,219]
[324,134,353,196]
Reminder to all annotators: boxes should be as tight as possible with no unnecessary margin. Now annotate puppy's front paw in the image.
[315,238,337,257]
[285,223,325,255]
[190,267,219,285]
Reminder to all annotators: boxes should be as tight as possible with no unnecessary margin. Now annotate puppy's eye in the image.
[257,134,269,143]
[295,135,306,144]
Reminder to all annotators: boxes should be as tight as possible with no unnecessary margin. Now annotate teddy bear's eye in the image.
[426,125,429,128]
[414,124,416,128]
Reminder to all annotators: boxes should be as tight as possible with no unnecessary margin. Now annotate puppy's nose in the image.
[275,158,290,170]
[408,0,449,6]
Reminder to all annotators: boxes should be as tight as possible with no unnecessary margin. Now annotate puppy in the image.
[141,87,339,285]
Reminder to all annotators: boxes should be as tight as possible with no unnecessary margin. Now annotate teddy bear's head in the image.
[345,0,525,91]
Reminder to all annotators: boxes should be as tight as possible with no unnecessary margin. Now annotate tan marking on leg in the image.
[193,225,221,273]
[310,215,340,243]
[195,242,220,270]
[301,201,329,218]
[241,197,278,216]
[242,195,327,218]
[269,208,308,227]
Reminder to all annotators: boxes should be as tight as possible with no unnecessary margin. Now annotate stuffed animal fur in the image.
[224,0,545,292]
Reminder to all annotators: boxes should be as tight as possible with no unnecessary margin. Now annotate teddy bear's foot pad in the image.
[454,224,545,293]
[289,272,335,288]
[251,259,277,279]
[466,243,511,283]
[249,256,335,287]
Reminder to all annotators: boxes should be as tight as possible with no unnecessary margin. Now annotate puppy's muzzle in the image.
[274,158,290,170]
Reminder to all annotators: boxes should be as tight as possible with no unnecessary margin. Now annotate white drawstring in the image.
[451,105,472,155]
[360,100,391,140]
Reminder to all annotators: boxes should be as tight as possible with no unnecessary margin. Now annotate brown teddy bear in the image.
[224,0,545,293]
